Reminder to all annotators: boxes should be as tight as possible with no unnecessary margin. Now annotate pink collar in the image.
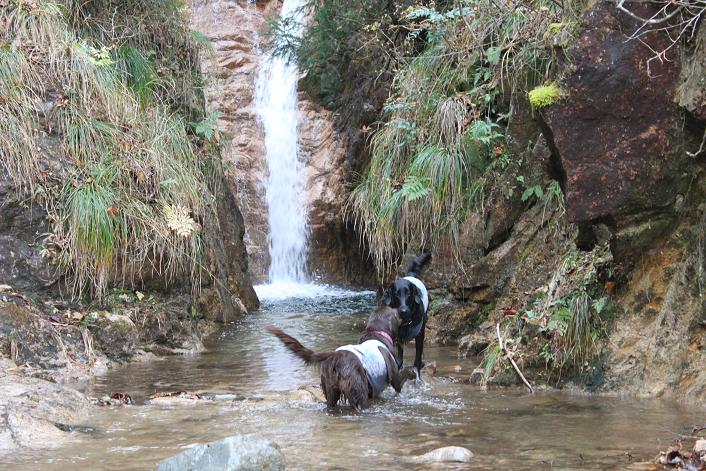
[372,330,393,345]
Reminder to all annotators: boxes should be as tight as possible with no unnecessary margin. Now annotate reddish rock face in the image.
[192,0,374,286]
[542,3,689,224]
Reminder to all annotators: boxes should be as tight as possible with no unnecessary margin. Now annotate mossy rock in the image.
[86,311,138,360]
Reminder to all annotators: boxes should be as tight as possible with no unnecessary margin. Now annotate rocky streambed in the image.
[1,291,704,470]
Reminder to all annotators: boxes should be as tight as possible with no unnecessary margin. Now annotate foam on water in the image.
[254,282,374,303]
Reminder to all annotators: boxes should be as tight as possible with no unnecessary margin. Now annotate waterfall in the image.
[255,0,308,285]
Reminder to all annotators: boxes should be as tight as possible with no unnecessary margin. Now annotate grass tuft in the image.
[2,0,217,301]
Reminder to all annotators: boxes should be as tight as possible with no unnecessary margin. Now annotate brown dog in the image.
[266,306,417,409]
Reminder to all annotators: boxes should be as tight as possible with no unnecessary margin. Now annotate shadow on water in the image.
[3,287,704,470]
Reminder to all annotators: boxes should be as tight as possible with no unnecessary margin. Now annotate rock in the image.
[695,438,706,455]
[412,446,474,463]
[0,368,91,450]
[0,138,61,295]
[296,384,326,403]
[85,311,138,360]
[458,333,491,358]
[156,434,285,471]
[541,2,693,233]
[0,302,97,371]
[200,169,260,319]
[299,99,375,285]
[602,217,706,402]
[468,368,484,385]
[422,361,438,376]
[192,0,373,286]
[676,21,706,120]
[191,0,274,282]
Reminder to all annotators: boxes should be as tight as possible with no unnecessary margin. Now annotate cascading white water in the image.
[255,0,308,286]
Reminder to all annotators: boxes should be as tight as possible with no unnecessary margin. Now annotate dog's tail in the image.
[405,251,432,278]
[266,325,335,365]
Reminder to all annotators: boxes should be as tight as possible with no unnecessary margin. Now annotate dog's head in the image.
[367,305,402,338]
[381,279,423,325]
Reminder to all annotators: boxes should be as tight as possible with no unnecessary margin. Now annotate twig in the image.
[496,323,535,393]
[692,424,706,435]
[687,129,706,157]
[616,0,684,25]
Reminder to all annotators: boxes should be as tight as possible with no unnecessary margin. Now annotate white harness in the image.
[336,340,390,397]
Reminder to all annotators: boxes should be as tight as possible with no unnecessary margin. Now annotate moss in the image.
[528,83,564,109]
[473,300,497,328]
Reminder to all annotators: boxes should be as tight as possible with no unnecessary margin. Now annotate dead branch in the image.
[687,129,706,157]
[496,323,535,393]
[615,0,706,74]
[616,0,684,25]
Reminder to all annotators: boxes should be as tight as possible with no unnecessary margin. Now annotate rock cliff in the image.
[192,0,374,285]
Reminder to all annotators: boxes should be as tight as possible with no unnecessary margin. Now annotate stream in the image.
[5,288,704,470]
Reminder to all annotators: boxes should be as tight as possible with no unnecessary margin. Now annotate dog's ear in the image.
[381,287,392,305]
[411,284,423,308]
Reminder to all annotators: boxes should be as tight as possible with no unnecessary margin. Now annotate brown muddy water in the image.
[4,289,704,470]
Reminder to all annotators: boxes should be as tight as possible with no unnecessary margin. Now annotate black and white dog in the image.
[381,252,431,374]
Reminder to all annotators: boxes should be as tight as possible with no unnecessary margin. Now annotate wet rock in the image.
[191,0,276,282]
[412,446,474,463]
[294,384,326,403]
[85,311,138,360]
[300,100,375,286]
[132,295,215,356]
[0,362,91,450]
[458,333,491,358]
[658,439,706,468]
[0,302,98,373]
[155,434,285,471]
[695,438,706,455]
[423,361,438,376]
[468,368,484,385]
[200,170,260,319]
[146,391,210,406]
[93,392,134,406]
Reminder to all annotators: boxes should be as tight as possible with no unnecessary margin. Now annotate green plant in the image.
[480,343,503,386]
[522,184,544,202]
[192,110,223,140]
[342,0,582,272]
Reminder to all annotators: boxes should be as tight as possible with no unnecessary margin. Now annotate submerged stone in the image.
[413,446,474,463]
[156,434,285,471]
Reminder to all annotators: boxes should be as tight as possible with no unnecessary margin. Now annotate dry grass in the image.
[2,0,214,301]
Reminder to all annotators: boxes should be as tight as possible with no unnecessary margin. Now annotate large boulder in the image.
[541,3,690,227]
[156,434,285,471]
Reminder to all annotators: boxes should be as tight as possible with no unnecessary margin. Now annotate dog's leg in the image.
[381,347,417,393]
[396,342,404,368]
[413,317,427,374]
[323,380,340,408]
